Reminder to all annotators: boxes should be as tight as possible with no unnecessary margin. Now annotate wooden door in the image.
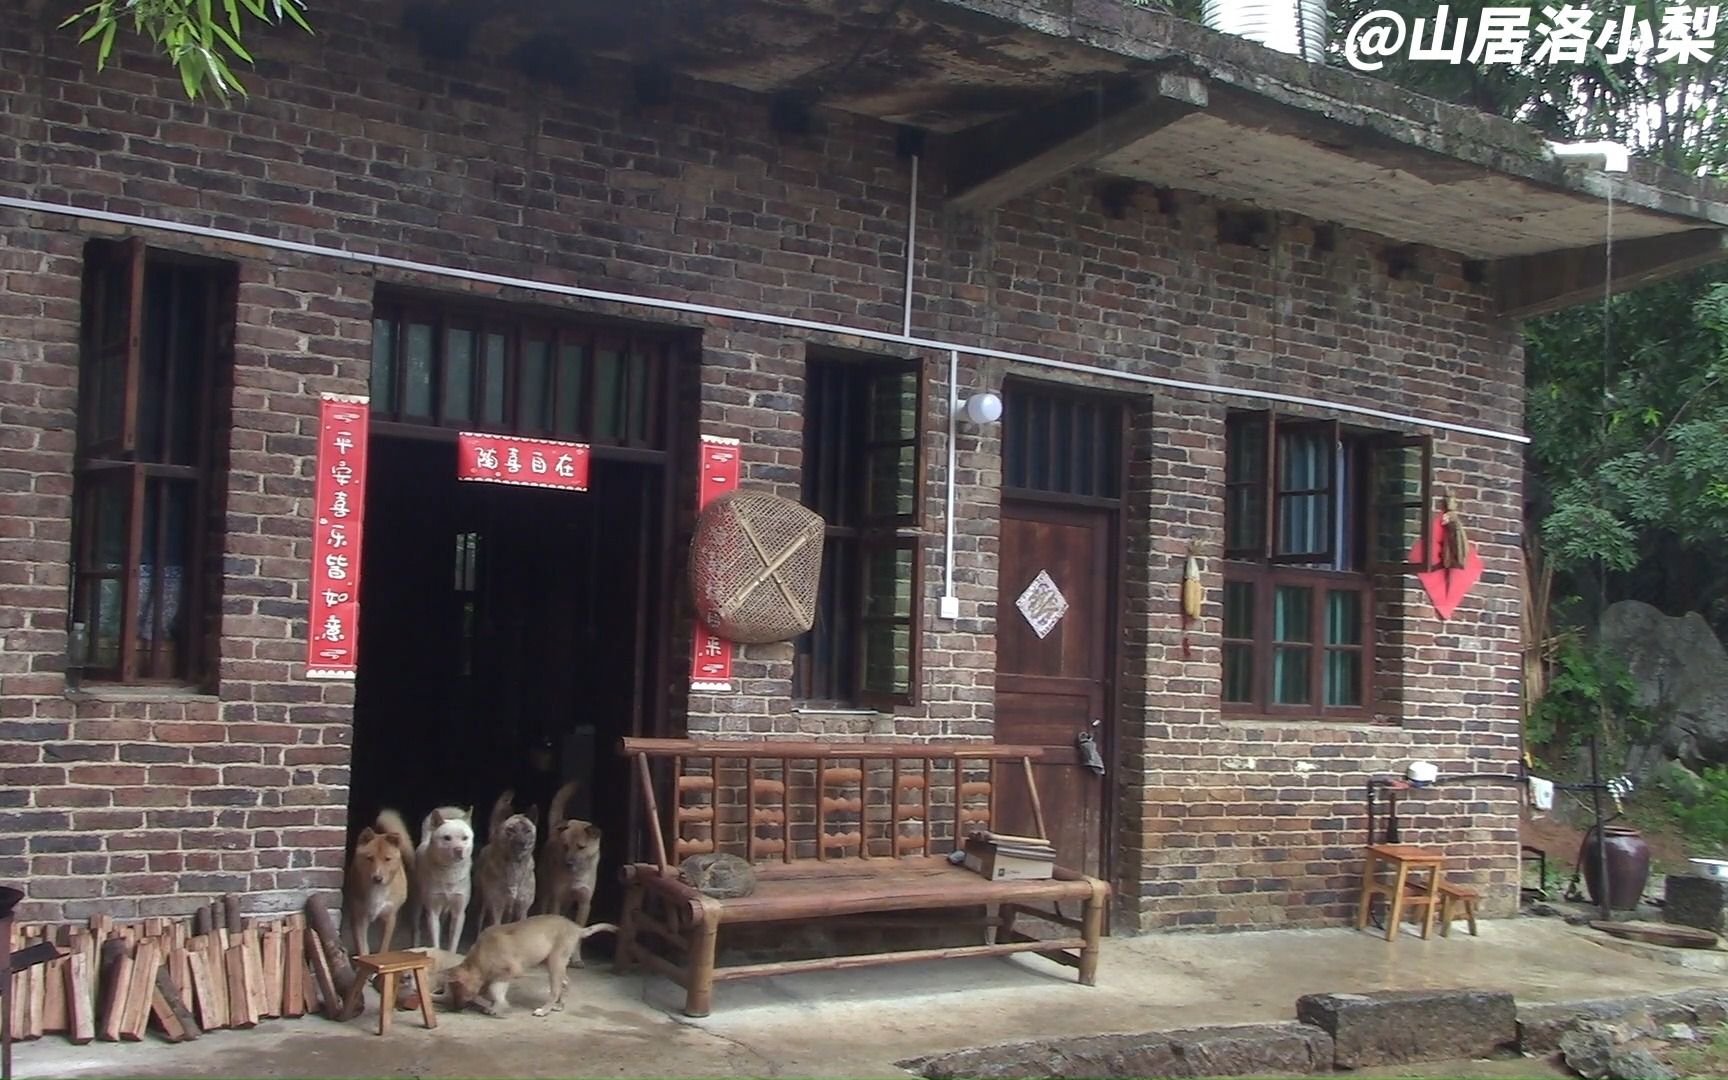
[994,498,1114,877]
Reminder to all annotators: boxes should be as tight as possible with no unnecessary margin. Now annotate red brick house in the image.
[2,0,1725,933]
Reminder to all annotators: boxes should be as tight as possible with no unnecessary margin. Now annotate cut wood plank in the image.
[26,932,45,1039]
[120,941,159,1041]
[65,951,94,1045]
[97,940,131,1042]
[153,962,199,1041]
[261,929,282,1018]
[283,928,305,1019]
[206,934,230,1030]
[304,930,338,1020]
[41,942,67,1035]
[303,898,358,1010]
[9,924,26,1042]
[302,969,320,1015]
[224,945,257,1029]
[241,929,266,1020]
[149,988,185,1043]
[185,948,219,1032]
[170,943,189,1002]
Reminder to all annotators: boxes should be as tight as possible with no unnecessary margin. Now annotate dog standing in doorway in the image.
[344,809,414,955]
[535,780,602,955]
[474,789,538,931]
[415,805,475,951]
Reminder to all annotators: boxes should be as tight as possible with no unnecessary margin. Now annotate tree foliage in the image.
[62,0,312,102]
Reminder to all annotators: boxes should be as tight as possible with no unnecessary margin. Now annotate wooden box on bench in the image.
[963,833,1056,882]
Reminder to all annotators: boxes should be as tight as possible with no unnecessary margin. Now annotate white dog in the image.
[415,806,475,951]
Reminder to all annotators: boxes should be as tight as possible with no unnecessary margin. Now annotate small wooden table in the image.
[344,951,437,1035]
[1356,844,1446,941]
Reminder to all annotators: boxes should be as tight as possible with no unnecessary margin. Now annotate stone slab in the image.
[1665,875,1728,934]
[1295,989,1516,1068]
[904,1022,1335,1079]
[1517,992,1727,1053]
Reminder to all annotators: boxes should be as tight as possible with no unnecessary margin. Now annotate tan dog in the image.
[344,809,414,955]
[535,780,602,950]
[443,914,616,1017]
[474,789,538,931]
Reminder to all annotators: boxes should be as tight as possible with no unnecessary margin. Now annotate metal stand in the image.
[1363,757,1618,921]
[1588,731,1613,922]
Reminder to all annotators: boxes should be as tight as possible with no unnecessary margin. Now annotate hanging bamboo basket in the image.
[690,490,825,644]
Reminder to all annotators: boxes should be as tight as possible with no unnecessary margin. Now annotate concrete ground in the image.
[14,919,1723,1079]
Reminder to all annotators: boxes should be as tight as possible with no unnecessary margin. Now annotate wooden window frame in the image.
[370,297,672,451]
[1223,411,1273,560]
[1221,563,1373,719]
[1367,434,1434,572]
[1270,418,1339,565]
[1221,410,1432,719]
[71,239,231,687]
[795,351,927,709]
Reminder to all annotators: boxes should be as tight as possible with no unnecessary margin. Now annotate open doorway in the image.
[349,438,668,936]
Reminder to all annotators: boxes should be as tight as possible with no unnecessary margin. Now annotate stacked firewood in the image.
[7,893,372,1047]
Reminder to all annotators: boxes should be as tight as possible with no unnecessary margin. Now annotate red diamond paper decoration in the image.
[1409,514,1482,620]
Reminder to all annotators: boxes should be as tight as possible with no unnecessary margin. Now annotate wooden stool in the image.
[344,951,437,1035]
[1356,844,1446,941]
[1438,882,1479,937]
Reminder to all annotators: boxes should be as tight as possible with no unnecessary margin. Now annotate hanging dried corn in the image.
[1181,546,1202,657]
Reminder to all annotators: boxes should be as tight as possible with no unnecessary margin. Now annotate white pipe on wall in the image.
[0,194,1530,445]
[941,349,961,621]
[903,154,919,339]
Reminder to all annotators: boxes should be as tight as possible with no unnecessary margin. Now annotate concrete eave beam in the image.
[941,69,1208,213]
[1496,228,1728,319]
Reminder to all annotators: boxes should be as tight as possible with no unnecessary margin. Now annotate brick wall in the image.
[0,3,1522,928]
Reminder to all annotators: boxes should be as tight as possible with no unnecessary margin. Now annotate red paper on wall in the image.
[1408,513,1483,620]
[690,436,742,692]
[457,432,590,491]
[306,394,370,679]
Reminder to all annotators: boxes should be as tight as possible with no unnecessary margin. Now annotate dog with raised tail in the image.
[534,780,602,951]
[474,789,538,931]
[415,805,475,951]
[443,914,617,1017]
[344,809,414,955]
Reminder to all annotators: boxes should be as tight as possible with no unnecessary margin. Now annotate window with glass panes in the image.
[1221,411,1430,716]
[794,352,925,707]
[369,300,673,449]
[71,239,234,685]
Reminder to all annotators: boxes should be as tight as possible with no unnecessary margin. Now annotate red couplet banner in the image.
[690,435,742,692]
[456,432,591,491]
[306,394,370,680]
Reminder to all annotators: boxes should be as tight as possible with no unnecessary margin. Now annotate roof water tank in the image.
[1201,0,1329,62]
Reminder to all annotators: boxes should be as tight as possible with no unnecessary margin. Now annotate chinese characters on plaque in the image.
[306,394,370,679]
[690,435,742,692]
[456,432,591,491]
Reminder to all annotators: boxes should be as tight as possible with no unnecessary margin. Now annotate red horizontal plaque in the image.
[457,432,590,491]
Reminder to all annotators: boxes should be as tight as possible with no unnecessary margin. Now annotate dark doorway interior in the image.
[349,435,664,936]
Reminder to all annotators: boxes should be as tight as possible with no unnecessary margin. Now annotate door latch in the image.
[1076,731,1105,776]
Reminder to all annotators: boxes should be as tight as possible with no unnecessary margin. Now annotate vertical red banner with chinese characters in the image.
[305,394,370,679]
[690,435,741,692]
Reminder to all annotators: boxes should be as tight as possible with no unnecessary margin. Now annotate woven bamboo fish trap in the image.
[690,490,825,644]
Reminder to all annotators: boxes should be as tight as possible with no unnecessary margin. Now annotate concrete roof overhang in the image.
[415,0,1728,318]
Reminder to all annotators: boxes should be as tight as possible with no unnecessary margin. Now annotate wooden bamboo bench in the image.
[615,737,1109,1017]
